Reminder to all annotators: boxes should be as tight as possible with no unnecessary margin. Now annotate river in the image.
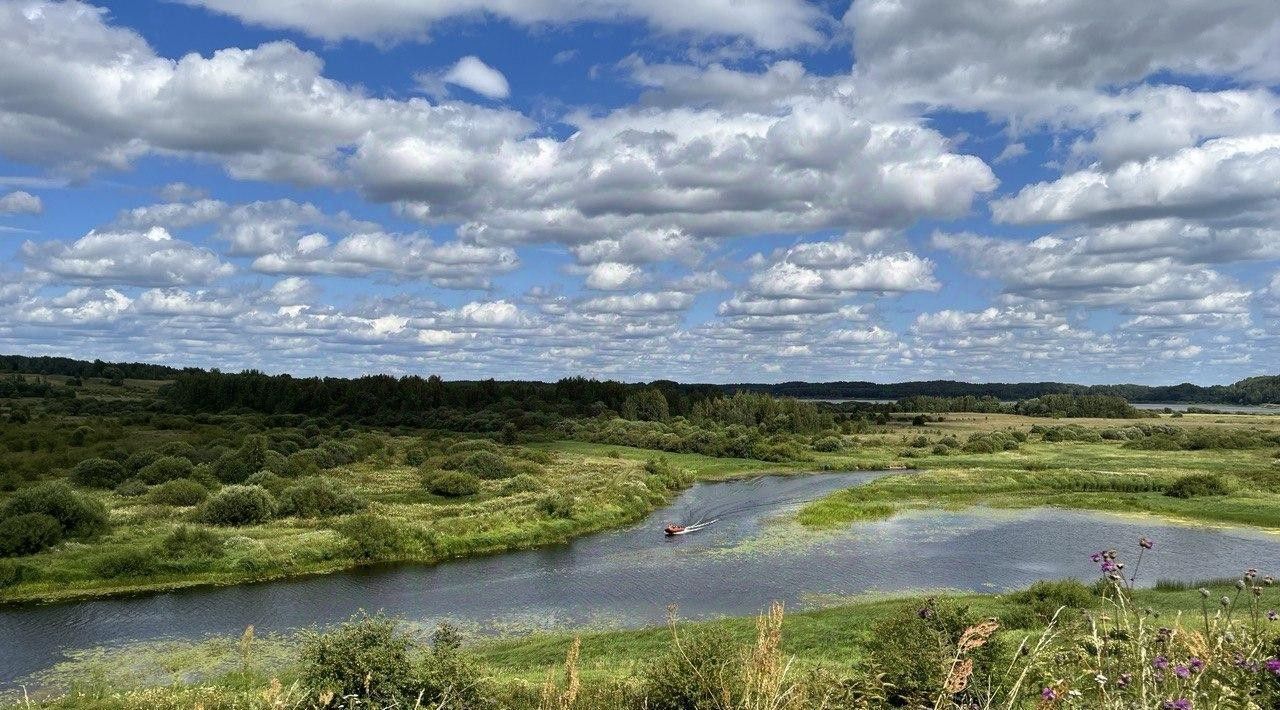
[3,470,1279,686]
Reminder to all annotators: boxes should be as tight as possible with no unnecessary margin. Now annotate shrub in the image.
[244,470,289,496]
[404,447,427,466]
[69,426,93,446]
[641,629,741,710]
[0,513,63,556]
[1166,472,1231,498]
[1008,579,1096,621]
[150,478,209,506]
[199,485,277,526]
[113,478,148,498]
[70,457,129,488]
[158,525,223,560]
[425,471,480,497]
[537,492,574,518]
[0,559,32,588]
[0,481,108,538]
[866,600,1001,707]
[124,449,163,474]
[137,456,194,484]
[415,624,488,709]
[812,436,843,452]
[334,514,403,561]
[278,477,367,518]
[457,451,515,480]
[446,439,499,455]
[298,613,415,706]
[92,547,161,578]
[503,473,544,494]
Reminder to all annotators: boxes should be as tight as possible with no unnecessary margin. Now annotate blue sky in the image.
[0,0,1278,384]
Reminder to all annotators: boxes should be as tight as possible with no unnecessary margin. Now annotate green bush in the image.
[124,449,164,473]
[457,451,515,480]
[113,478,148,498]
[414,624,489,709]
[158,525,223,560]
[0,513,63,556]
[0,481,108,538]
[1008,579,1096,621]
[866,600,1001,707]
[70,457,129,488]
[0,558,33,588]
[334,514,403,561]
[640,629,741,710]
[137,455,194,484]
[244,470,289,496]
[151,478,209,506]
[425,471,480,497]
[404,447,427,466]
[1166,472,1231,498]
[812,436,843,452]
[92,547,161,578]
[298,613,415,706]
[503,473,544,494]
[278,477,366,517]
[446,439,500,454]
[537,492,574,518]
[199,485,277,526]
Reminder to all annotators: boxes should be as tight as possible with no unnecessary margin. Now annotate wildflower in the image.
[1041,687,1057,700]
[1236,579,1246,590]
[1116,673,1132,688]
[1154,655,1169,670]
[1090,552,1103,563]
[1156,627,1173,642]
[1174,665,1191,679]
[1139,536,1154,549]
[1102,560,1119,573]
[1267,610,1277,621]
[1265,576,1274,586]
[1094,673,1107,685]
[1199,588,1211,598]
[1162,700,1191,710]
[1189,657,1205,672]
[1267,659,1280,676]
[1246,568,1258,580]
[917,606,934,620]
[1221,596,1232,607]
[1253,586,1263,597]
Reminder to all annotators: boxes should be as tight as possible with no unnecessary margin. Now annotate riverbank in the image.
[9,577,1274,709]
[1,441,762,605]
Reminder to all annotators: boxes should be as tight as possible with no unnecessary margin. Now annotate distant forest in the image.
[2,354,1278,407]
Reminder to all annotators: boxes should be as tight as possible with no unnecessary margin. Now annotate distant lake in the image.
[800,398,1279,413]
[5,471,1280,687]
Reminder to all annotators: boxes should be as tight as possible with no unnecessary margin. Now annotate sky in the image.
[0,1,1278,385]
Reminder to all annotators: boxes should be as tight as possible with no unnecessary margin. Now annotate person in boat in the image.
[664,523,685,535]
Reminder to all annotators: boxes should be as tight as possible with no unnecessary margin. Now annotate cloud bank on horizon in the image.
[0,0,1277,384]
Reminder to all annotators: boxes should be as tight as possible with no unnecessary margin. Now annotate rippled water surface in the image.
[4,470,1279,685]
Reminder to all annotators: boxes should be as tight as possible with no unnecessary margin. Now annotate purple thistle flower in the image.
[1116,673,1132,688]
[1154,655,1169,670]
[1174,665,1191,679]
[1267,658,1280,676]
[1162,700,1191,710]
[1090,551,1103,563]
[1189,657,1205,672]
[1040,687,1057,700]
[1139,536,1154,549]
[1268,610,1278,622]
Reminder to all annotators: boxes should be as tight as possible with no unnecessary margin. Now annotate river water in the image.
[3,470,1279,686]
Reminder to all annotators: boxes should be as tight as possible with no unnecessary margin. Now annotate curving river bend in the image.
[3,470,1280,686]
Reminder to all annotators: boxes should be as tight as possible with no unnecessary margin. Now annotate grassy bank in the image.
[798,412,1280,530]
[12,575,1280,708]
[0,439,765,604]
